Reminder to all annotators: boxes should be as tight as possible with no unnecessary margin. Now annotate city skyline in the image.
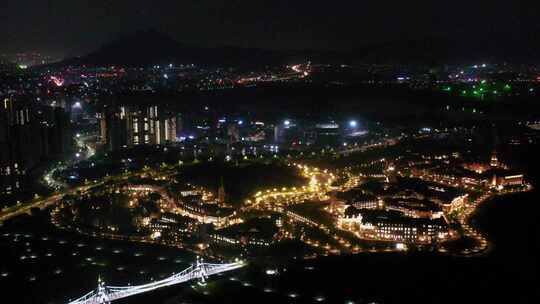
[1,2,539,304]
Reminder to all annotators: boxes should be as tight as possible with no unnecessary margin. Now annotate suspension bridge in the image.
[66,258,245,304]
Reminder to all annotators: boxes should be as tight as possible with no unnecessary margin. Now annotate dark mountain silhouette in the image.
[55,30,540,68]
[60,29,294,67]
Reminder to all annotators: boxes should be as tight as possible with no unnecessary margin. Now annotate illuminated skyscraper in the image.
[100,104,179,151]
[1,96,72,198]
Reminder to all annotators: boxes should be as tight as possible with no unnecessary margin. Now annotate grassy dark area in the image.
[176,161,307,205]
[287,201,334,227]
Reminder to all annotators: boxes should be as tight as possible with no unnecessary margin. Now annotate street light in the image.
[349,120,357,128]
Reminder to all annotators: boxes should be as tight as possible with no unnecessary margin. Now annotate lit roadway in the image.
[0,167,173,224]
[0,183,99,223]
[0,133,104,223]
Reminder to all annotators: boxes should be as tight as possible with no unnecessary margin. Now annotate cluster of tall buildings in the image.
[98,104,181,151]
[0,96,72,199]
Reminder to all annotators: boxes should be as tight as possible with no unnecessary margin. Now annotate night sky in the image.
[1,1,539,57]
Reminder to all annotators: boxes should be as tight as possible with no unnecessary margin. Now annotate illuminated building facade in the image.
[340,208,450,243]
[384,199,444,219]
[441,194,468,213]
[491,174,524,188]
[100,104,180,150]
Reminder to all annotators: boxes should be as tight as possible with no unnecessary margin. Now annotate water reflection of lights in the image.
[0,228,202,301]
[265,268,278,275]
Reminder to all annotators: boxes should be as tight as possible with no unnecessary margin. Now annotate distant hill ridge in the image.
[56,30,540,67]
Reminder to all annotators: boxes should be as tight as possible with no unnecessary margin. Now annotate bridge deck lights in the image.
[65,260,245,303]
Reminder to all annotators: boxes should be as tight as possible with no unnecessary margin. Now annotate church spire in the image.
[490,150,499,168]
[218,176,226,204]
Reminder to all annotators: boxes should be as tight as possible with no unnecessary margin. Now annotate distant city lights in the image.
[50,76,65,87]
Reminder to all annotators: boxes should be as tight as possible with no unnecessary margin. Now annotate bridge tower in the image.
[96,276,111,304]
[195,256,208,286]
